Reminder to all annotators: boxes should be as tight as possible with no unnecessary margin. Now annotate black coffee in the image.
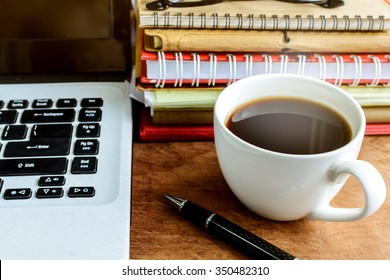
[226,97,352,155]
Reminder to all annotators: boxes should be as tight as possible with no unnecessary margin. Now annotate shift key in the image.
[0,158,68,176]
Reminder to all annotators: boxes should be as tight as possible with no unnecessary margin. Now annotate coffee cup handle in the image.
[307,160,387,221]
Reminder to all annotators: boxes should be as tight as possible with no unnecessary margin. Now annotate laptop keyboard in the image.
[0,82,132,259]
[0,82,132,208]
[0,97,102,201]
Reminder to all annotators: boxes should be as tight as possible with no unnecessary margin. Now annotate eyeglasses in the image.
[146,0,345,11]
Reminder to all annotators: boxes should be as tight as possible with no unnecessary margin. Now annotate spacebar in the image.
[0,158,68,176]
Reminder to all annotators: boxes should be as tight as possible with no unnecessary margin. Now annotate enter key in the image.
[3,138,71,157]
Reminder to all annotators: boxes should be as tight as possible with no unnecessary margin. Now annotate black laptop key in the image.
[3,188,32,200]
[71,157,97,174]
[3,138,71,157]
[57,98,77,108]
[74,139,99,155]
[2,125,28,140]
[81,98,103,107]
[36,187,64,199]
[38,176,66,186]
[31,124,73,138]
[20,109,75,123]
[76,123,100,138]
[32,99,53,108]
[78,108,102,122]
[8,100,28,109]
[68,187,95,198]
[0,110,18,124]
[0,158,68,176]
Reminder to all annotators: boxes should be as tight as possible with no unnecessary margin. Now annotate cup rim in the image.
[214,74,366,158]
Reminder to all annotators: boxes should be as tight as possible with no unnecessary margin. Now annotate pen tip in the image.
[164,194,187,211]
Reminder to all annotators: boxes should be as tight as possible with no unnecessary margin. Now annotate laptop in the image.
[0,0,133,259]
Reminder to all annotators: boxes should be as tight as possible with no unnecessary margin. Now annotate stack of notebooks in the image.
[134,0,390,141]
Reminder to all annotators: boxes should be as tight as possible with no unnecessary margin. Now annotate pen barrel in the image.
[207,214,296,260]
[181,201,214,227]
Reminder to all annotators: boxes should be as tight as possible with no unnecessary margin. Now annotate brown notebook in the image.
[144,28,390,53]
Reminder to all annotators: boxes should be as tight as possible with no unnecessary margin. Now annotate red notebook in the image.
[365,124,390,135]
[139,106,214,142]
[140,50,390,88]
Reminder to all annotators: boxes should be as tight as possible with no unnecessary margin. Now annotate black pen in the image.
[164,194,298,260]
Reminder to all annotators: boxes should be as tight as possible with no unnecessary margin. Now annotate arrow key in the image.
[68,187,95,198]
[3,188,32,200]
[36,188,64,199]
[38,176,66,186]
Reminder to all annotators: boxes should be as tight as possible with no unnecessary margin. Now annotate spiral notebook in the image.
[138,0,390,31]
[140,51,390,88]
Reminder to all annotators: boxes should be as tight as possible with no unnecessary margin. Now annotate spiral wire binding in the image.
[208,54,217,86]
[319,15,326,30]
[191,53,201,87]
[379,15,385,31]
[283,15,291,30]
[343,15,350,30]
[174,52,183,87]
[151,52,389,88]
[355,15,362,30]
[156,51,166,88]
[262,54,273,74]
[307,15,315,30]
[332,55,344,87]
[368,15,374,31]
[350,55,363,87]
[227,54,237,85]
[367,55,381,87]
[272,15,279,30]
[163,12,170,28]
[244,54,253,77]
[315,54,327,81]
[331,15,338,30]
[224,13,231,29]
[237,14,244,29]
[151,13,387,31]
[386,55,390,87]
[212,13,218,28]
[248,14,255,30]
[189,13,195,28]
[280,55,289,73]
[200,12,207,29]
[297,54,306,75]
[175,12,182,28]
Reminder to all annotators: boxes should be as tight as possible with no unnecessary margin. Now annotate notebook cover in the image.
[144,28,390,53]
[139,106,214,142]
[365,123,390,135]
[138,0,390,31]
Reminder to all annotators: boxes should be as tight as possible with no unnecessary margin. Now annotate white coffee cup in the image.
[214,74,386,221]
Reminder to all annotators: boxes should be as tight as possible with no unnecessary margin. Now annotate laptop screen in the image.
[0,0,131,82]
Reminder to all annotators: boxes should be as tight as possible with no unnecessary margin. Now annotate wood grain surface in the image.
[130,136,390,260]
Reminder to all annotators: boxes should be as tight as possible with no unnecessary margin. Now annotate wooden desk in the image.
[130,136,390,260]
